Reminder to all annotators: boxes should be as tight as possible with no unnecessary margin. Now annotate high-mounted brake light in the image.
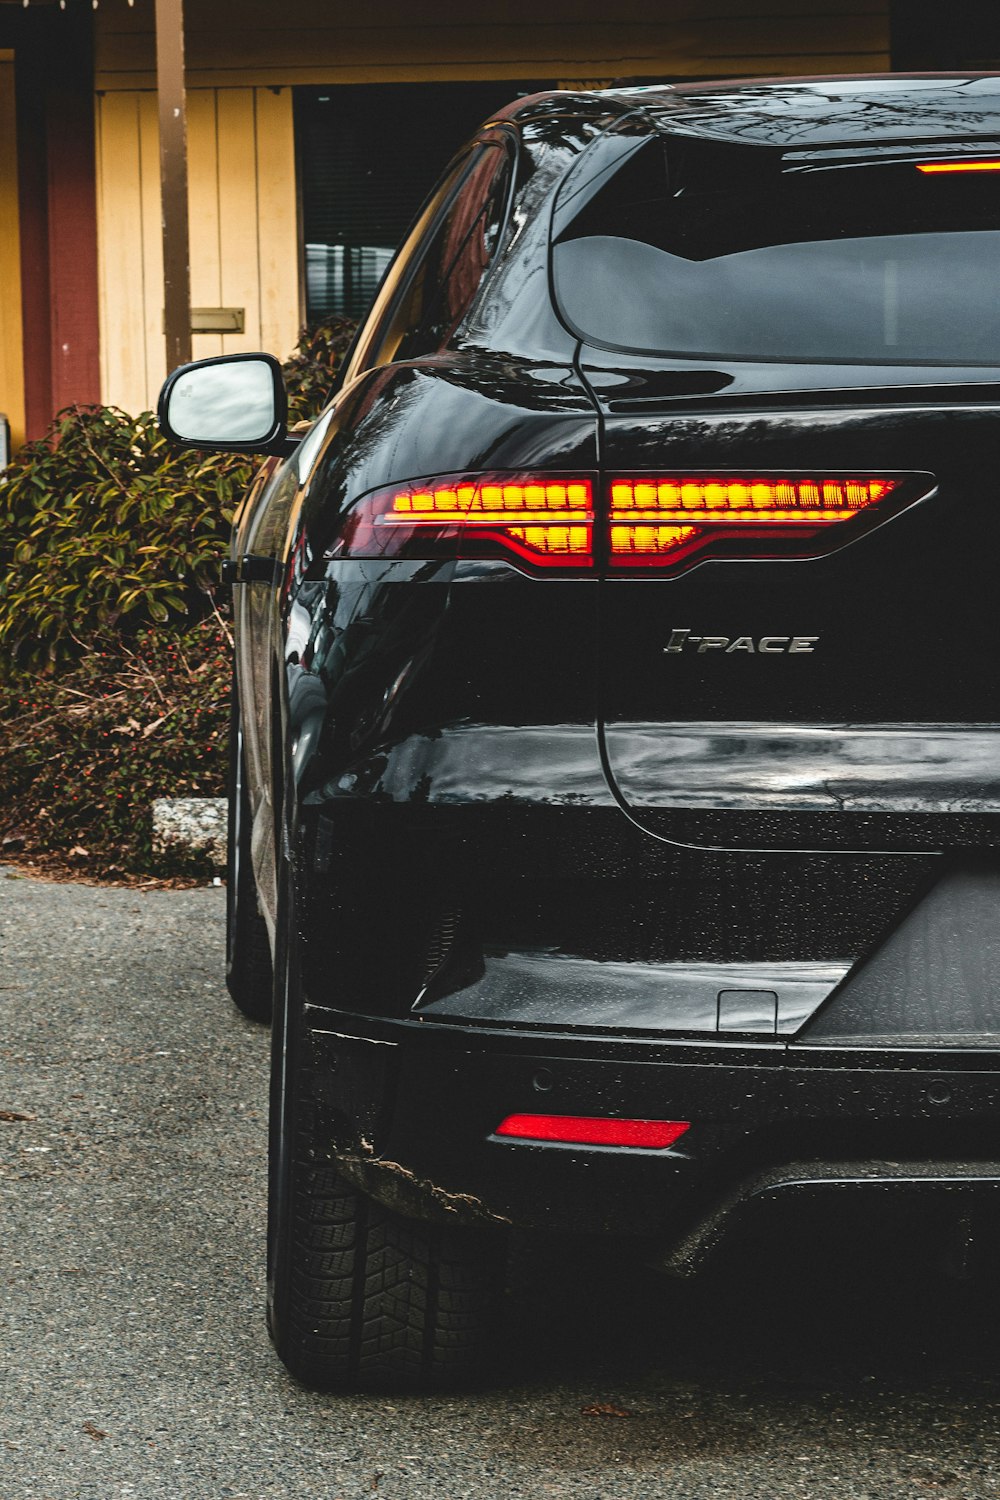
[328,473,594,570]
[916,160,1000,173]
[495,1114,690,1148]
[608,474,903,569]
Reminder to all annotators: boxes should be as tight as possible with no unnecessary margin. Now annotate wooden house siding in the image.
[96,86,298,416]
[92,0,890,412]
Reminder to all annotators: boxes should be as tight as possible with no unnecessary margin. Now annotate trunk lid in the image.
[592,381,1000,852]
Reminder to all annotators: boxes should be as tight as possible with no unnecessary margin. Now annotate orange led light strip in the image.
[916,160,1000,173]
[384,478,594,558]
[336,472,906,571]
[608,476,898,562]
[389,478,592,524]
[610,476,893,520]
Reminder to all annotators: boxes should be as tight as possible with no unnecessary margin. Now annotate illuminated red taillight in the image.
[328,470,925,574]
[608,474,904,570]
[916,160,1000,174]
[495,1114,690,1149]
[328,473,594,570]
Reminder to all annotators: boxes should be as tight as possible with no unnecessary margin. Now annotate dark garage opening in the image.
[295,81,546,322]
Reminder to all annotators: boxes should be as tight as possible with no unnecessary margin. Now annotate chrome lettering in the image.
[665,631,818,655]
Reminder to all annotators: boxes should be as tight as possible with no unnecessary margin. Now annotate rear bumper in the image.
[657,1158,1000,1274]
[302,1005,1000,1258]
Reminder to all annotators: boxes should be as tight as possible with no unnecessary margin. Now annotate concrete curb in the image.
[152,797,227,865]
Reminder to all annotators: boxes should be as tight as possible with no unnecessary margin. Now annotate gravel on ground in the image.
[3,868,1000,1500]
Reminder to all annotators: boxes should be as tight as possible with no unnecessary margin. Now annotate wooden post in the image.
[155,0,191,371]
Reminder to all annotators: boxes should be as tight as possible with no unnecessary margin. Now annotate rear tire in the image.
[226,681,273,1024]
[267,843,503,1390]
[270,1130,505,1391]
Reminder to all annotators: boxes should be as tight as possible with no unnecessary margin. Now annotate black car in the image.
[160,73,1000,1391]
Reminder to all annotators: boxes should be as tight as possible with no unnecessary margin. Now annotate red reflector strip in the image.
[495,1114,690,1149]
[608,475,898,564]
[917,160,1000,173]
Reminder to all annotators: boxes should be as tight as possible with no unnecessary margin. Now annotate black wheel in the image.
[226,681,273,1023]
[267,843,504,1391]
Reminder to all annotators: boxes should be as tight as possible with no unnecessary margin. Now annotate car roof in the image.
[508,73,1000,152]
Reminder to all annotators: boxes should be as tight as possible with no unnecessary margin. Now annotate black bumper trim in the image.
[659,1160,1000,1276]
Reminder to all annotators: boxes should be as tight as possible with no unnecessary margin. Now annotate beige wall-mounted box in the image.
[162,307,247,335]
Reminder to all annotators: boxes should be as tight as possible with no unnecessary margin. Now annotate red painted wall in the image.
[10,6,100,440]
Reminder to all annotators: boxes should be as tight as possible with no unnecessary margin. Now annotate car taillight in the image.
[328,470,927,574]
[916,160,1000,173]
[608,473,909,570]
[328,473,595,570]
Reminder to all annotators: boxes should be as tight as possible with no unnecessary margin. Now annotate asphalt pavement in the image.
[4,869,1000,1500]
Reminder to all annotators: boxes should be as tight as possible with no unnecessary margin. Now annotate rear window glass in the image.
[552,137,1000,365]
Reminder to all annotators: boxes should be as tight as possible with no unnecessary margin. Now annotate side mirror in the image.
[158,352,288,454]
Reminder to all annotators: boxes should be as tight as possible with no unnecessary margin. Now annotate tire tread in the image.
[276,1123,500,1389]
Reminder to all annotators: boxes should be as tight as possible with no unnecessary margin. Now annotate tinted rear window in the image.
[552,137,1000,364]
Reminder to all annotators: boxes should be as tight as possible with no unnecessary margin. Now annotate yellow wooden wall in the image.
[95,86,299,416]
[95,0,891,89]
[0,51,25,451]
[92,0,891,413]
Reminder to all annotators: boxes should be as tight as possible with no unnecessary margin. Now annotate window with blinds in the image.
[295,83,544,323]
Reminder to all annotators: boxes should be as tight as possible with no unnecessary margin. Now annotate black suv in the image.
[160,73,1000,1390]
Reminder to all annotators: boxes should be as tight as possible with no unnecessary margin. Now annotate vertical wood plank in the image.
[96,92,149,416]
[254,87,300,363]
[216,88,262,353]
[186,88,223,360]
[0,55,26,449]
[139,92,166,409]
[94,88,108,410]
[155,0,192,372]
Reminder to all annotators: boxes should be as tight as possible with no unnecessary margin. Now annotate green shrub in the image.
[0,405,253,671]
[0,320,358,877]
[283,317,358,423]
[0,406,243,874]
[0,615,230,877]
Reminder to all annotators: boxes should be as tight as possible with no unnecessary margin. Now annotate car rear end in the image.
[567,100,1000,1255]
[293,88,1000,1276]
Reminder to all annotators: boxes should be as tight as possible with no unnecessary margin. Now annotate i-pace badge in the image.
[664,629,819,654]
